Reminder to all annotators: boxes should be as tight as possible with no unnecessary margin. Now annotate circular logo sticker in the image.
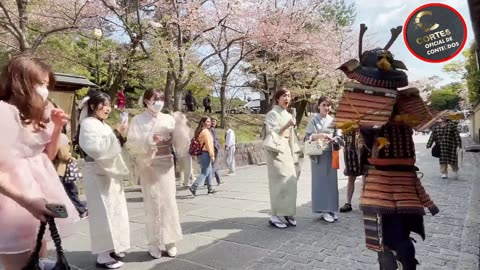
[403,3,467,63]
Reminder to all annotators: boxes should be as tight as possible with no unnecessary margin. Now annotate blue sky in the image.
[352,0,474,86]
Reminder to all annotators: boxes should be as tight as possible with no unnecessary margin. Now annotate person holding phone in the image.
[78,91,130,269]
[125,89,183,259]
[0,55,79,270]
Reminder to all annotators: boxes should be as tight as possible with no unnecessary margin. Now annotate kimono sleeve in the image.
[265,110,282,135]
[171,118,188,151]
[0,102,20,162]
[304,118,316,141]
[125,117,151,156]
[79,118,122,160]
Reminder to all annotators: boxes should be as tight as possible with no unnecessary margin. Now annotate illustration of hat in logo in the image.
[338,24,409,89]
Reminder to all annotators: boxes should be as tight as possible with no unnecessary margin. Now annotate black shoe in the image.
[189,187,196,196]
[339,203,352,213]
[284,216,297,226]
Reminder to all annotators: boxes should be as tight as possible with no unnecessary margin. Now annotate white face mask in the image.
[36,85,49,101]
[149,101,164,113]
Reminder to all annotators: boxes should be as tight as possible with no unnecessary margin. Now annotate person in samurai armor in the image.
[337,24,439,269]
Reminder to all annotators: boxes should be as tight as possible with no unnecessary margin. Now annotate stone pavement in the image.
[26,135,480,269]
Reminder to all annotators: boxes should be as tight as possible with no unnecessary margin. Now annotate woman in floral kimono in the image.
[304,97,344,223]
[264,88,301,229]
[79,91,130,269]
[125,89,183,259]
[427,117,462,179]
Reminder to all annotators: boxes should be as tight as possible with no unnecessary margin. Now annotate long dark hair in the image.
[142,89,162,108]
[194,117,210,138]
[87,91,111,117]
[0,54,56,131]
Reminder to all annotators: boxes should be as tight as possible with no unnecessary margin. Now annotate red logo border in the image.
[403,3,468,63]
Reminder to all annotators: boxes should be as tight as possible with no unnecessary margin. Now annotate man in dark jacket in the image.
[185,91,196,112]
[203,94,212,113]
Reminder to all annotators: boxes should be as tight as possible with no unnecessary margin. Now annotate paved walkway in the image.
[37,136,480,269]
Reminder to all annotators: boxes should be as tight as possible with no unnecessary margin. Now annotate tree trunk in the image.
[295,98,310,125]
[260,73,269,114]
[164,71,174,111]
[219,75,228,128]
[173,80,182,112]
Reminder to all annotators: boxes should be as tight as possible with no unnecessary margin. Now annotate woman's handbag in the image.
[22,217,71,270]
[304,118,328,156]
[431,144,440,158]
[263,131,284,153]
[304,139,326,156]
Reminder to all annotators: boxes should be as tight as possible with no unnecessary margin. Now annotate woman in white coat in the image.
[125,89,183,259]
[78,91,130,269]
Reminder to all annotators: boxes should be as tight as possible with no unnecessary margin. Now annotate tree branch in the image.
[31,26,78,51]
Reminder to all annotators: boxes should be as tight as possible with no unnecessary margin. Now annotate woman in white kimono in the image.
[304,96,344,223]
[125,90,183,259]
[264,88,301,229]
[78,91,130,269]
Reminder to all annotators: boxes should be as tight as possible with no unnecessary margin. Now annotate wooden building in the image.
[49,73,96,140]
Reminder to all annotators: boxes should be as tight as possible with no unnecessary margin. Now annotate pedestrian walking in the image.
[54,132,88,219]
[304,97,344,222]
[225,123,236,175]
[427,117,462,179]
[340,127,375,213]
[189,117,217,196]
[203,94,212,113]
[209,118,222,184]
[264,87,301,229]
[126,89,183,259]
[185,91,196,112]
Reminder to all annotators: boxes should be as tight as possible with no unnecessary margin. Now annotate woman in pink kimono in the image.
[126,89,183,259]
[0,55,79,270]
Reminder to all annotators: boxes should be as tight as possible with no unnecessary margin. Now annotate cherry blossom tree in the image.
[199,0,261,126]
[243,0,354,121]
[0,0,97,53]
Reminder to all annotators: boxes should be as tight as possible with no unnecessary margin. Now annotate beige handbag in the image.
[263,131,284,153]
[304,139,326,156]
[304,117,327,156]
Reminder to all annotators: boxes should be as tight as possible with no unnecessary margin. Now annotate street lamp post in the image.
[93,28,103,86]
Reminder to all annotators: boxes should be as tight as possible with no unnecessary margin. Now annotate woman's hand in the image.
[115,123,128,136]
[20,197,56,222]
[287,118,296,127]
[311,133,333,142]
[50,109,69,127]
[323,134,334,142]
